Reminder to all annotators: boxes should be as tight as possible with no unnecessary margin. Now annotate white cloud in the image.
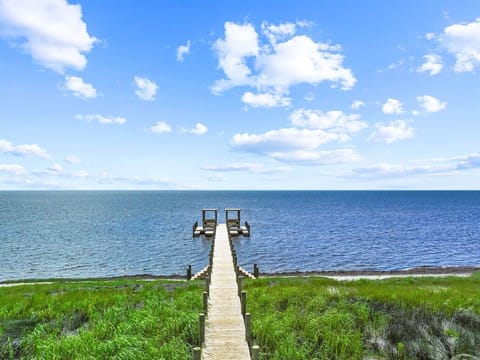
[134,76,158,101]
[64,75,97,98]
[351,152,480,179]
[231,127,346,154]
[190,123,208,135]
[212,21,355,107]
[0,0,96,72]
[64,155,81,164]
[48,163,63,173]
[0,164,26,175]
[261,21,296,44]
[150,121,172,134]
[368,120,414,144]
[417,54,443,75]
[201,163,291,174]
[242,90,291,108]
[382,98,404,114]
[443,18,480,72]
[98,173,175,187]
[0,139,50,158]
[36,163,90,179]
[176,40,191,61]
[212,22,259,93]
[416,95,447,113]
[76,114,126,125]
[351,100,364,110]
[255,35,356,90]
[290,109,367,133]
[231,106,366,165]
[425,32,435,40]
[269,149,361,164]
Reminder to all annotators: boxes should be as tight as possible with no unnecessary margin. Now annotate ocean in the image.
[0,191,479,282]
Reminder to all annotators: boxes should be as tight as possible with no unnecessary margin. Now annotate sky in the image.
[1,0,480,190]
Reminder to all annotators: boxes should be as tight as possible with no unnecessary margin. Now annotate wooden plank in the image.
[202,224,250,360]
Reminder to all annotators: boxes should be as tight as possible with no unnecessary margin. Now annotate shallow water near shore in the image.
[1,190,479,282]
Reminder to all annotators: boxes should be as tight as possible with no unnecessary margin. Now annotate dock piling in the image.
[251,345,259,360]
[245,312,251,344]
[193,347,201,360]
[253,263,259,278]
[187,265,192,280]
[241,291,247,316]
[199,313,205,345]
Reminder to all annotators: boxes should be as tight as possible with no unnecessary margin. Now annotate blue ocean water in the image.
[0,191,479,282]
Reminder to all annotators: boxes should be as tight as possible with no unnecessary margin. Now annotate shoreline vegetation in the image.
[1,270,479,359]
[1,265,478,286]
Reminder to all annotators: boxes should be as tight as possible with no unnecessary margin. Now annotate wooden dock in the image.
[202,224,251,360]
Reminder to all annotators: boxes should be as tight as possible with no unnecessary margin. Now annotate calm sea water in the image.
[1,191,479,282]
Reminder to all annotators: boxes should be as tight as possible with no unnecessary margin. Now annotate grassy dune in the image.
[0,280,202,359]
[1,274,479,359]
[244,273,480,360]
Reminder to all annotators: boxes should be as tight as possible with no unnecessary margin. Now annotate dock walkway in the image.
[202,224,250,360]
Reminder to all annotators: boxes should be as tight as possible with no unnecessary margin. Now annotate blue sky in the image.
[1,0,480,190]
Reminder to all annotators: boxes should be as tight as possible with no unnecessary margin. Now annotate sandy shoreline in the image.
[1,266,478,287]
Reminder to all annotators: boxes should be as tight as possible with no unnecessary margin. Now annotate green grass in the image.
[244,273,480,360]
[0,279,202,359]
[2,274,479,359]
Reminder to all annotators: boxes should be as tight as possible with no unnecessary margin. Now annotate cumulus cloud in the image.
[231,128,346,154]
[351,100,364,110]
[189,123,208,135]
[0,164,26,175]
[176,40,191,61]
[150,121,172,134]
[231,106,366,165]
[0,139,50,158]
[75,114,126,125]
[212,22,259,93]
[63,75,97,98]
[134,76,158,101]
[417,54,443,75]
[290,109,367,133]
[368,120,414,144]
[382,98,404,114]
[212,21,355,108]
[416,95,447,113]
[0,0,96,72]
[241,90,291,108]
[442,18,480,72]
[261,21,296,44]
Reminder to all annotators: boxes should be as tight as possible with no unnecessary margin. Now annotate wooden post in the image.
[199,313,205,345]
[241,291,247,316]
[245,312,251,344]
[187,265,192,280]
[251,345,260,360]
[238,276,242,297]
[203,291,208,314]
[254,263,259,278]
[193,347,201,360]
